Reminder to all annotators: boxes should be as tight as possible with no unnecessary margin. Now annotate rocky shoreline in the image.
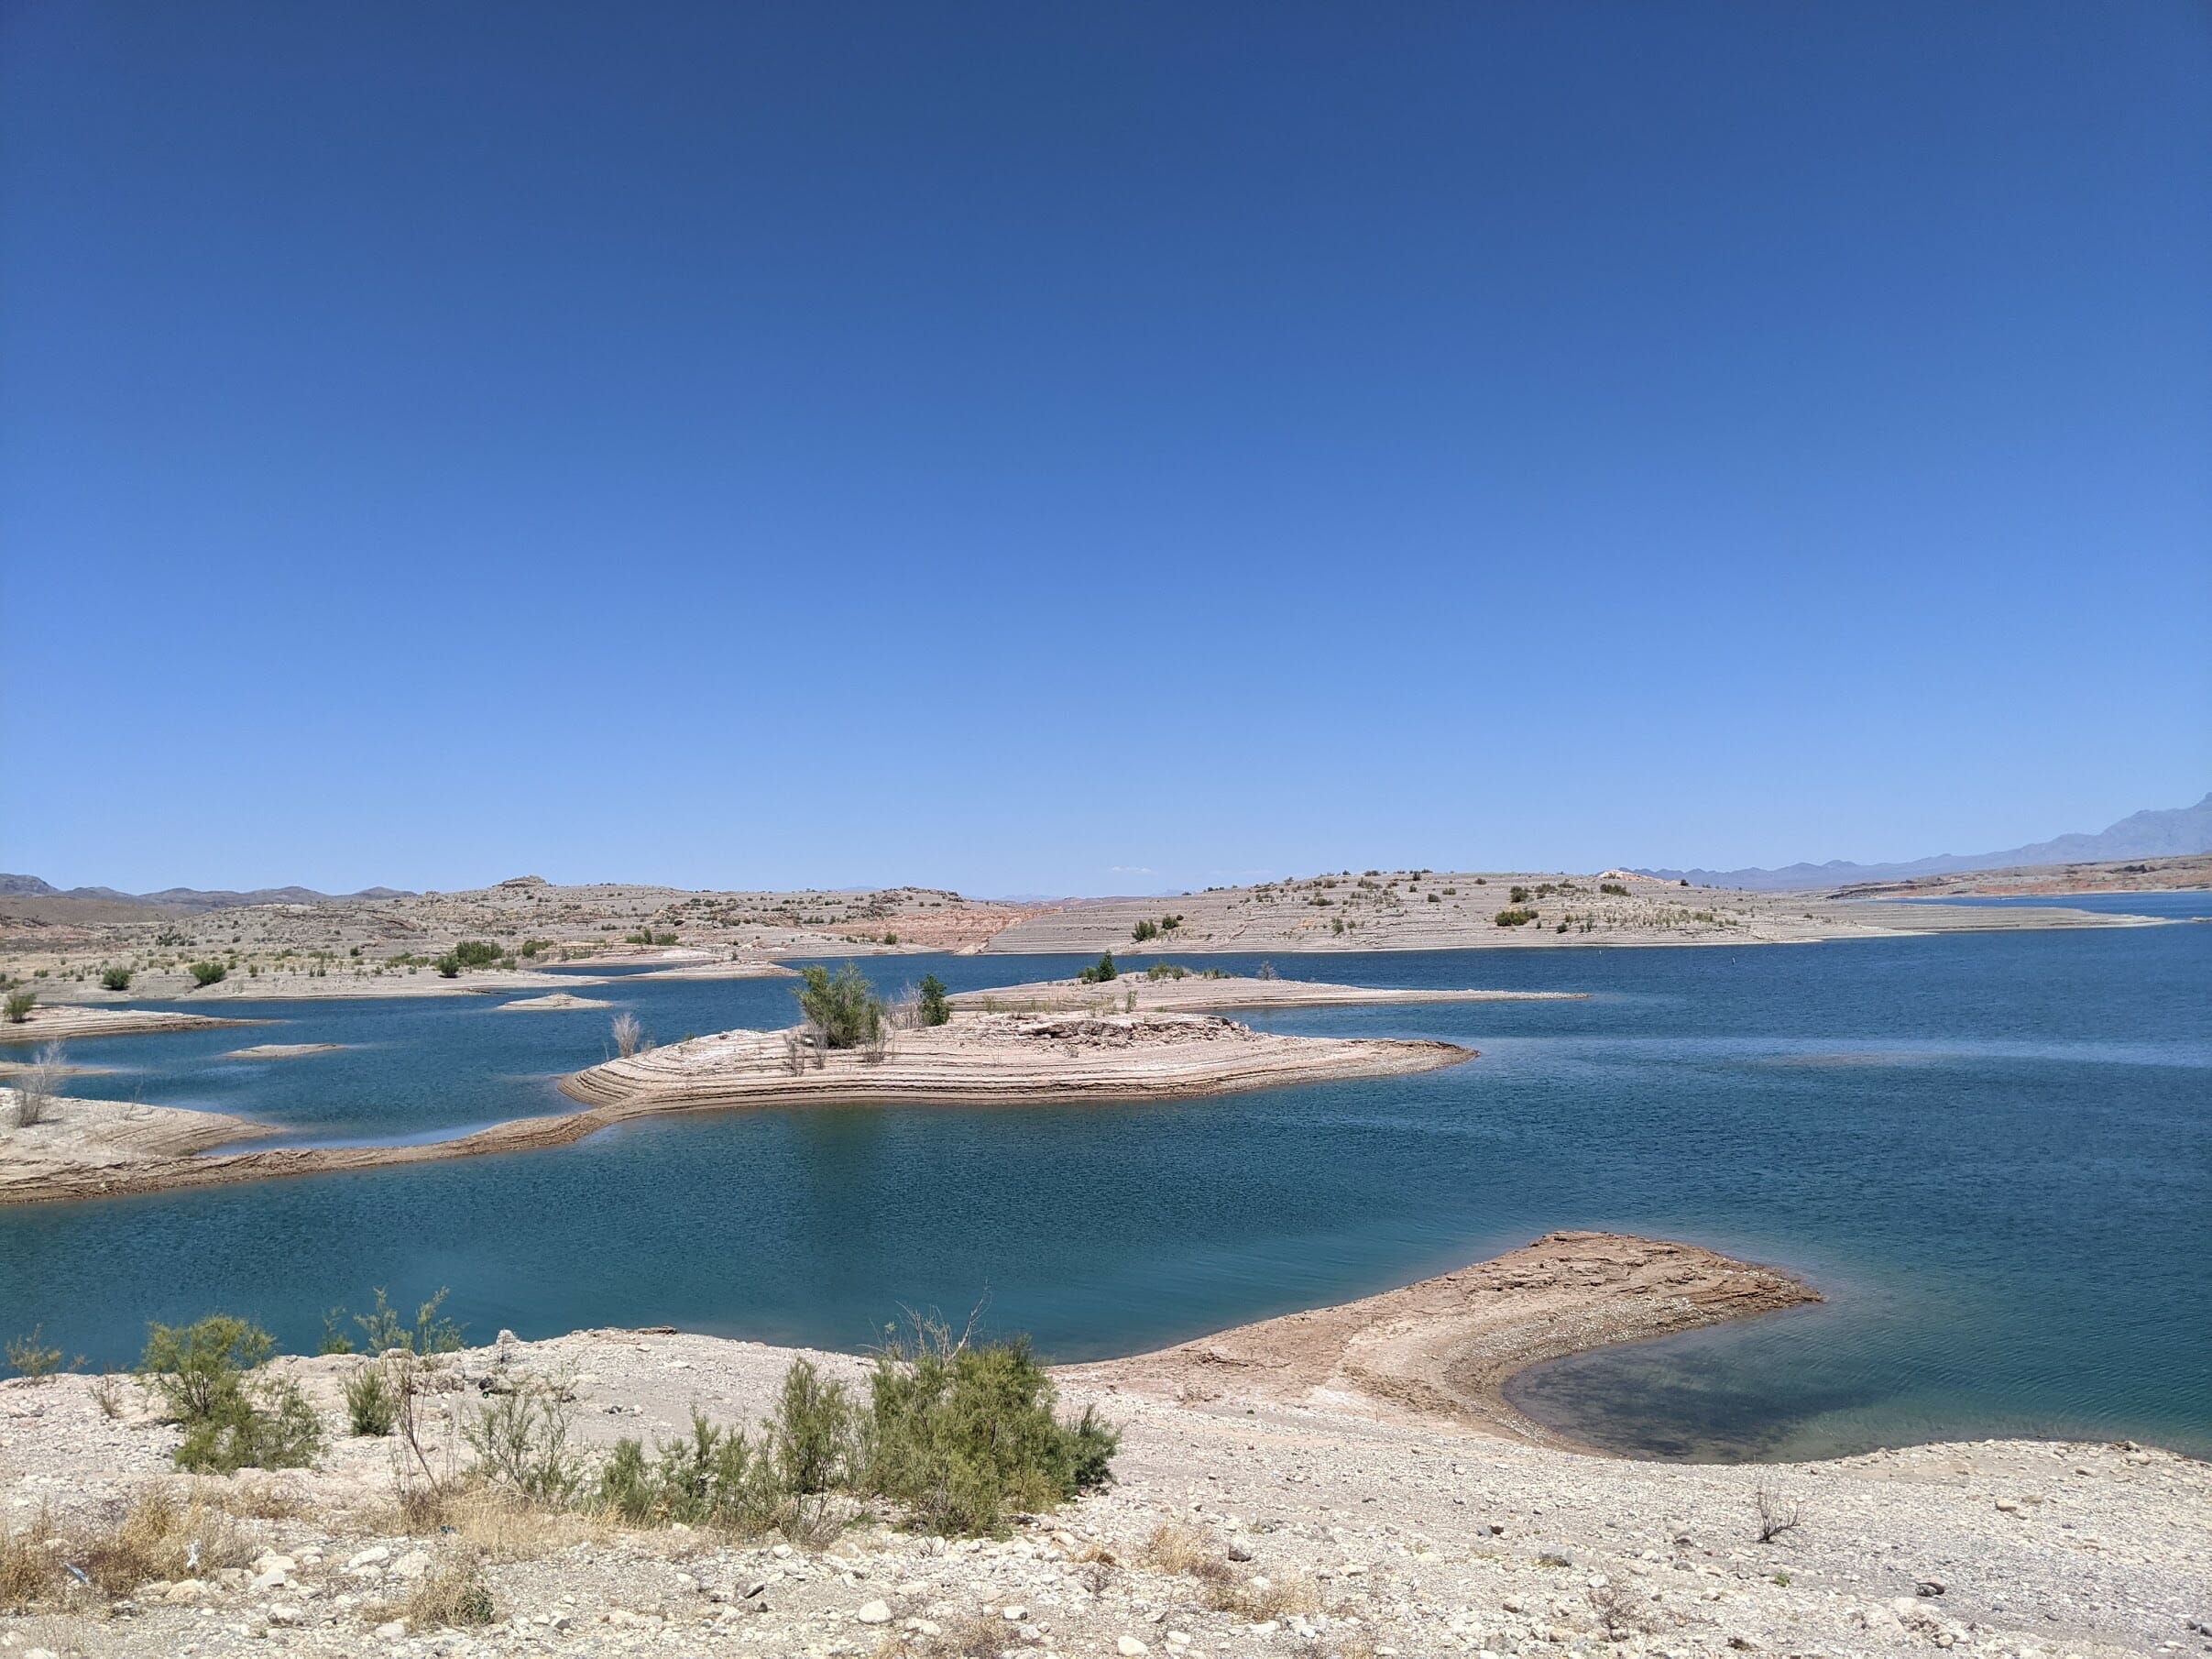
[0,1235,2203,1658]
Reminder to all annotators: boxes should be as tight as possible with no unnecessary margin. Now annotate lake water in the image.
[4,919,2206,1463]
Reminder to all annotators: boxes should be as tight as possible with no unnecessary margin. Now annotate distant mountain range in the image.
[0,875,413,913]
[1634,792,2212,893]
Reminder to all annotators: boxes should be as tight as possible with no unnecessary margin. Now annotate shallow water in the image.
[4,927,2206,1463]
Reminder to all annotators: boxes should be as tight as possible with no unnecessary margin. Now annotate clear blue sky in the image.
[4,4,2207,896]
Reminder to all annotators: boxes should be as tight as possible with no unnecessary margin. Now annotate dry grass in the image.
[872,1612,1015,1659]
[0,1506,63,1611]
[1140,1521,1319,1621]
[75,1487,254,1596]
[10,1041,65,1126]
[369,1545,497,1630]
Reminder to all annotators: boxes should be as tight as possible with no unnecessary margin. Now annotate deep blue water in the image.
[3,928,2206,1463]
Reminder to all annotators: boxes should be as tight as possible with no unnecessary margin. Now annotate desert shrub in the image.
[596,1411,778,1530]
[1144,961,1187,981]
[916,974,950,1027]
[345,1365,398,1436]
[10,1041,64,1127]
[1160,913,1182,931]
[186,961,227,987]
[769,1358,860,1493]
[1075,951,1117,985]
[1508,885,1530,904]
[519,939,552,958]
[434,953,463,977]
[402,1549,497,1627]
[1131,918,1157,943]
[1494,907,1539,928]
[1600,881,1629,896]
[351,1287,465,1356]
[861,1324,1117,1536]
[138,1314,274,1422]
[794,963,884,1049]
[3,988,33,1022]
[174,1376,323,1474]
[466,1382,586,1504]
[99,965,133,991]
[5,1327,62,1379]
[451,939,502,968]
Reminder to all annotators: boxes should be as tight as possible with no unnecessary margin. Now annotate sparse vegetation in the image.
[1600,881,1629,896]
[452,939,502,968]
[99,964,133,991]
[186,961,228,987]
[9,1040,65,1127]
[611,1010,649,1058]
[5,1327,63,1380]
[3,988,33,1023]
[345,1364,398,1436]
[1754,1479,1803,1544]
[1076,950,1118,984]
[1494,906,1539,928]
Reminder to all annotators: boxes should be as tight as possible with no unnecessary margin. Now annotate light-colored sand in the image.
[0,1004,257,1044]
[0,1089,263,1199]
[953,973,1586,1015]
[561,1011,1472,1113]
[1,1235,2201,1657]
[224,1042,345,1060]
[1068,1231,1818,1448]
[494,992,615,1012]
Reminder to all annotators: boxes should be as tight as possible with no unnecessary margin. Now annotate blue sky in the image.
[3,3,2207,896]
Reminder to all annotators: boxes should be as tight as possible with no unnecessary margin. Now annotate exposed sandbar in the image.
[0,1005,259,1044]
[495,992,614,1012]
[0,1091,267,1202]
[223,1042,345,1060]
[1068,1229,1818,1449]
[561,1010,1473,1112]
[954,972,1585,1015]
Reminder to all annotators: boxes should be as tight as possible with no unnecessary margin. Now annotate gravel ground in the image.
[3,1330,2206,1659]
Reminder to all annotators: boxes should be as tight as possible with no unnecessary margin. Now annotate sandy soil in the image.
[0,1005,257,1044]
[495,993,615,1013]
[1,1236,2202,1658]
[1834,851,2212,900]
[952,974,1587,1016]
[224,1043,346,1060]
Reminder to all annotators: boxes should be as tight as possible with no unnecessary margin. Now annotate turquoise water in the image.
[3,926,2206,1463]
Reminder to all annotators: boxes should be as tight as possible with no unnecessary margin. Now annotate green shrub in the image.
[595,1411,776,1530]
[4,989,34,1023]
[466,1383,586,1503]
[451,939,501,969]
[5,1327,63,1379]
[1508,886,1530,905]
[1144,961,1188,981]
[1159,914,1182,932]
[137,1314,274,1422]
[1131,919,1157,943]
[186,961,227,988]
[1599,882,1628,897]
[519,939,553,958]
[917,974,951,1027]
[345,1366,397,1436]
[138,1313,321,1474]
[174,1377,323,1474]
[1075,951,1117,985]
[1494,907,1539,928]
[770,1359,859,1494]
[434,954,462,977]
[861,1324,1117,1537]
[350,1287,465,1355]
[99,966,133,992]
[794,963,884,1049]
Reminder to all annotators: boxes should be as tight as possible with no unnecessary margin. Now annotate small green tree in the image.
[1076,951,1117,985]
[794,963,884,1049]
[4,988,35,1023]
[186,961,227,988]
[916,974,951,1028]
[451,939,502,968]
[1131,919,1157,943]
[99,966,133,992]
